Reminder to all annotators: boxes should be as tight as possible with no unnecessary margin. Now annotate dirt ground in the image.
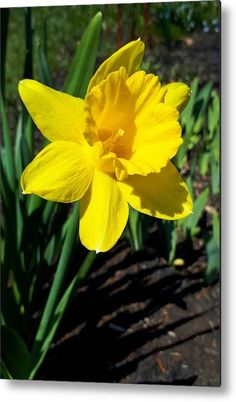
[38,235,220,386]
[146,32,220,89]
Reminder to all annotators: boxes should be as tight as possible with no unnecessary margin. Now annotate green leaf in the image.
[44,234,56,266]
[211,161,219,195]
[24,114,34,157]
[63,12,102,97]
[30,203,80,371]
[0,149,11,208]
[27,194,44,216]
[208,92,219,139]
[16,197,24,251]
[15,113,24,181]
[42,201,56,225]
[199,152,210,175]
[128,207,144,251]
[185,176,194,200]
[205,237,219,284]
[35,42,53,86]
[163,221,178,264]
[181,188,209,235]
[177,79,198,168]
[213,212,220,248]
[0,94,15,191]
[193,81,212,133]
[30,251,96,379]
[1,360,13,379]
[181,77,199,126]
[1,325,31,379]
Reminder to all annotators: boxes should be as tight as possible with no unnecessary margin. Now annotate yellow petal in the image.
[126,72,180,151]
[132,101,180,149]
[162,82,190,112]
[21,141,93,203]
[80,170,129,252]
[126,71,166,117]
[89,141,116,174]
[119,161,193,220]
[115,119,182,179]
[18,79,90,145]
[88,39,144,93]
[113,98,182,179]
[86,67,135,140]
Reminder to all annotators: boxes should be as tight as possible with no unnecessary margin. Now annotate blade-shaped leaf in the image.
[29,251,96,379]
[181,188,209,234]
[63,12,102,97]
[0,94,15,191]
[128,207,144,251]
[35,42,53,87]
[1,325,31,379]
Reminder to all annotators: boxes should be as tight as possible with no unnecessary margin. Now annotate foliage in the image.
[1,4,220,380]
[133,78,220,282]
[5,2,220,102]
[1,9,100,380]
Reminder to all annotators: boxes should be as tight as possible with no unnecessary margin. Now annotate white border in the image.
[0,0,203,7]
[1,0,236,401]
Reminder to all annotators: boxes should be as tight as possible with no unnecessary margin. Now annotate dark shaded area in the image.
[38,239,220,386]
[147,32,220,89]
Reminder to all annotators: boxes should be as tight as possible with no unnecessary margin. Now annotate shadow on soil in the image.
[38,243,220,386]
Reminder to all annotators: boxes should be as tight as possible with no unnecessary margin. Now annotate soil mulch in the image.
[38,237,220,386]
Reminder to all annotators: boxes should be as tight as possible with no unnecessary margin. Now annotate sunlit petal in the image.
[119,161,193,220]
[126,71,167,116]
[18,79,90,144]
[21,141,93,203]
[86,67,134,135]
[162,82,190,112]
[80,170,129,252]
[88,39,144,92]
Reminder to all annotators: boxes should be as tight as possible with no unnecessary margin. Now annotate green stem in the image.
[30,250,96,379]
[0,94,15,192]
[31,203,80,354]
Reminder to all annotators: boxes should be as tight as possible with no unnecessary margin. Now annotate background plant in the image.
[1,2,220,380]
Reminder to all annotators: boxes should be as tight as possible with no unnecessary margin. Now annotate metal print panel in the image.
[1,0,220,386]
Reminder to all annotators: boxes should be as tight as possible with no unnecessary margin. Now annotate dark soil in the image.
[38,238,220,386]
[151,32,220,89]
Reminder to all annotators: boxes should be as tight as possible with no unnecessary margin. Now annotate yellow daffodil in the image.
[19,39,192,252]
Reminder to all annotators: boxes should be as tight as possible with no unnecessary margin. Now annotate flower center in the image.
[102,128,126,155]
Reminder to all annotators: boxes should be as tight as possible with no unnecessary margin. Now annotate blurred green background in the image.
[5,1,220,104]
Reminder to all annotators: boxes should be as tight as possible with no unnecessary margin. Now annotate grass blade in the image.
[181,187,209,235]
[36,41,53,86]
[0,94,15,191]
[63,12,102,97]
[128,207,144,251]
[29,251,96,379]
[30,203,80,367]
[1,325,31,379]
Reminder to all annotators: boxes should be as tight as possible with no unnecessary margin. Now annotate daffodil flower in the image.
[19,39,192,252]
